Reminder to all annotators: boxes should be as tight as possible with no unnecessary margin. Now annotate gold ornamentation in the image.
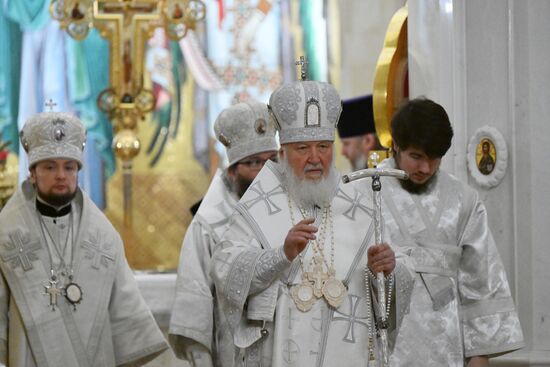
[290,281,315,312]
[113,130,141,161]
[0,143,15,210]
[305,255,329,298]
[373,5,408,149]
[287,198,347,311]
[50,0,206,229]
[476,138,496,175]
[466,125,508,189]
[322,277,347,309]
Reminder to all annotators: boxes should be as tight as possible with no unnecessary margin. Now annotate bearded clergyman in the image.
[210,77,415,366]
[169,101,279,367]
[376,98,524,367]
[0,111,168,366]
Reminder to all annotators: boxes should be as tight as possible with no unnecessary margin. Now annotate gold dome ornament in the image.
[113,130,141,161]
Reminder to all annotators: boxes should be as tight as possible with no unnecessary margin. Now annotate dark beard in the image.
[37,189,77,208]
[233,176,253,199]
[394,155,437,194]
[398,175,437,194]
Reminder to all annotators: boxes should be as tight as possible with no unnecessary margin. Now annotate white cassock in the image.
[169,169,239,366]
[211,161,415,367]
[376,158,524,366]
[0,181,168,366]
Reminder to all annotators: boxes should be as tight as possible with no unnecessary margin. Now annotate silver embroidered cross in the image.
[1,231,41,271]
[82,236,115,269]
[242,182,284,215]
[282,339,300,364]
[335,189,373,221]
[332,294,370,343]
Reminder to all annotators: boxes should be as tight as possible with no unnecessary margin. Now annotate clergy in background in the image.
[169,100,279,366]
[337,94,383,170]
[0,111,168,366]
[211,79,415,366]
[378,98,524,366]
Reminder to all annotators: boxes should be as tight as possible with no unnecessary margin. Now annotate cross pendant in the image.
[44,279,63,311]
[306,256,329,298]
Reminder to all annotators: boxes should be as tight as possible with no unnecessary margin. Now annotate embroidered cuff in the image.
[254,247,291,284]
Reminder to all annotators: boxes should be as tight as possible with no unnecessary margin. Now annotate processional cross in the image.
[50,0,205,226]
[342,152,408,367]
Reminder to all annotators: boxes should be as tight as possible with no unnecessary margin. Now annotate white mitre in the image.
[20,112,87,168]
[214,100,279,166]
[268,80,342,144]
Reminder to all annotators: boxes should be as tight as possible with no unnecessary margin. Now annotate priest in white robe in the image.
[0,111,168,366]
[376,98,524,367]
[169,101,279,366]
[211,78,415,367]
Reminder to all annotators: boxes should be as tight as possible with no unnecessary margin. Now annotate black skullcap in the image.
[337,95,375,138]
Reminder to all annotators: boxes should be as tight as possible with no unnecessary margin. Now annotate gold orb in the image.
[120,114,137,129]
[113,130,141,160]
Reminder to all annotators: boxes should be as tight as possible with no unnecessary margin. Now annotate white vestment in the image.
[169,170,239,366]
[376,158,524,366]
[0,181,168,367]
[211,161,415,367]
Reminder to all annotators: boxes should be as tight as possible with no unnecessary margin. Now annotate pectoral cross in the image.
[44,279,63,311]
[295,55,309,81]
[305,255,329,298]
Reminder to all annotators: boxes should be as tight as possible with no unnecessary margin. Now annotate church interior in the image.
[0,0,548,365]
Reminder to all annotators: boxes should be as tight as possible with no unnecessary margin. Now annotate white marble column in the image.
[408,0,550,365]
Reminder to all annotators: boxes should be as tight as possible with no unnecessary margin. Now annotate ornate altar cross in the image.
[50,0,205,226]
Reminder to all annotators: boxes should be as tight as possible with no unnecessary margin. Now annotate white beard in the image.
[280,157,340,209]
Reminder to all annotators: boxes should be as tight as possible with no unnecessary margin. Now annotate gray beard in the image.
[279,158,340,209]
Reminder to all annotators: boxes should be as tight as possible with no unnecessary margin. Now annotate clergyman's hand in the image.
[283,218,317,261]
[367,243,395,276]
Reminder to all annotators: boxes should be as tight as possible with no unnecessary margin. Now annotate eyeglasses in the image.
[237,156,278,169]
